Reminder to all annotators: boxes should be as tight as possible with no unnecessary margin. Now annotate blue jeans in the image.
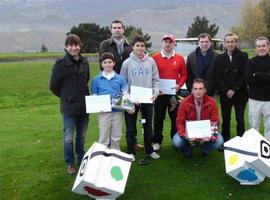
[63,114,89,166]
[124,104,154,155]
[172,133,224,156]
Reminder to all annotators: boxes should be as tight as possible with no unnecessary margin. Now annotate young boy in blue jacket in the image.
[91,52,128,150]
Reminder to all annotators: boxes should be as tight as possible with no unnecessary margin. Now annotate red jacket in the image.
[176,94,219,137]
[152,51,187,87]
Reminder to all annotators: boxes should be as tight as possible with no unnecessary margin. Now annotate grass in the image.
[0,58,269,200]
[0,52,97,61]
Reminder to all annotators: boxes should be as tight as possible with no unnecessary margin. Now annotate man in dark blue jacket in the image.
[215,33,248,142]
[186,33,218,97]
[50,34,90,175]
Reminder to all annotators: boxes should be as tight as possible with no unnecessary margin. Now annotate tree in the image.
[68,23,110,53]
[125,26,152,49]
[259,0,270,39]
[186,16,219,38]
[40,43,48,53]
[231,0,267,47]
[68,23,152,52]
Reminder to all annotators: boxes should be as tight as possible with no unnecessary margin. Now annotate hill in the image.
[0,0,245,52]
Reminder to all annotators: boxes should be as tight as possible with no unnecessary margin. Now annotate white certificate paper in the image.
[159,79,176,95]
[130,85,153,104]
[186,120,212,139]
[85,95,112,113]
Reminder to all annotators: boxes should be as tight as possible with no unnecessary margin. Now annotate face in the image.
[101,58,115,72]
[198,37,211,53]
[65,43,81,57]
[256,40,270,57]
[132,41,146,57]
[224,36,238,52]
[111,23,124,38]
[162,38,175,52]
[192,82,206,100]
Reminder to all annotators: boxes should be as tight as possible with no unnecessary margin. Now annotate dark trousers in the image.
[153,95,178,144]
[124,104,154,155]
[220,95,247,142]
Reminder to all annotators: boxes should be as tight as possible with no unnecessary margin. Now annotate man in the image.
[186,33,218,97]
[99,19,132,74]
[120,35,160,161]
[152,34,187,151]
[215,33,248,142]
[245,37,270,141]
[99,19,143,149]
[172,78,224,158]
[50,34,90,175]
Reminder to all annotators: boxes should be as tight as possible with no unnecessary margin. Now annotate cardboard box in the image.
[72,142,133,199]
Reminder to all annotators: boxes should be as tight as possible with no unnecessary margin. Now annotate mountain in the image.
[0,0,245,52]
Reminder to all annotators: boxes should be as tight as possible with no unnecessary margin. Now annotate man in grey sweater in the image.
[120,35,160,161]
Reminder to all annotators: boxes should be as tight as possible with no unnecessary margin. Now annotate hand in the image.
[151,95,157,102]
[127,108,135,114]
[171,84,181,92]
[226,90,235,98]
[200,137,210,142]
[159,91,165,96]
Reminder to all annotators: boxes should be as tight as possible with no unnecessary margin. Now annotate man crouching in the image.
[172,78,223,158]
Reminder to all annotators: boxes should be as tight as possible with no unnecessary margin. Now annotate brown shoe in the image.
[67,166,76,175]
[134,143,144,150]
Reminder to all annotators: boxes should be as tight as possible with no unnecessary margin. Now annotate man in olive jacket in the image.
[50,34,90,175]
[215,33,248,142]
[99,19,132,74]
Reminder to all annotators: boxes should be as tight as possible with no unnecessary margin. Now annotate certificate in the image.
[159,79,176,95]
[85,95,112,113]
[186,120,212,139]
[130,85,153,104]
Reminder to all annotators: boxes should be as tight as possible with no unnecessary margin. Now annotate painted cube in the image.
[72,142,133,199]
[224,129,270,185]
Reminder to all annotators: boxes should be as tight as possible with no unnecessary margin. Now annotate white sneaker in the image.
[129,154,136,162]
[149,152,160,159]
[152,143,160,151]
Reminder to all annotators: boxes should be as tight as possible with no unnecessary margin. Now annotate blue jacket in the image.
[91,72,128,111]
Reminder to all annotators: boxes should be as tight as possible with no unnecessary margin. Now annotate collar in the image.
[194,98,203,106]
[109,36,130,45]
[161,50,175,59]
[101,70,116,80]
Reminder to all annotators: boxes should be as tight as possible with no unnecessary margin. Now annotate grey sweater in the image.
[120,52,159,97]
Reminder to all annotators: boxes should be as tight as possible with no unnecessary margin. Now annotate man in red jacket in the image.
[172,78,223,158]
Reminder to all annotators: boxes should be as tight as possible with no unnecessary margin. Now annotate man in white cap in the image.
[152,34,187,151]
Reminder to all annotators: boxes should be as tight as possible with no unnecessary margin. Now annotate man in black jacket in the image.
[245,37,270,141]
[215,33,248,142]
[186,33,218,97]
[50,34,90,175]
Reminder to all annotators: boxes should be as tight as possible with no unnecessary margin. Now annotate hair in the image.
[111,19,124,29]
[131,35,146,46]
[192,78,206,88]
[65,34,82,47]
[198,33,212,42]
[254,37,270,47]
[224,32,239,42]
[99,52,115,63]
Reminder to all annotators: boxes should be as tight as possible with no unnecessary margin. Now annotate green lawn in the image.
[0,60,269,200]
[0,52,97,61]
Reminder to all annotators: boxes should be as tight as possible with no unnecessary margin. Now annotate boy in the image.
[120,35,160,161]
[50,34,90,175]
[91,52,128,150]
